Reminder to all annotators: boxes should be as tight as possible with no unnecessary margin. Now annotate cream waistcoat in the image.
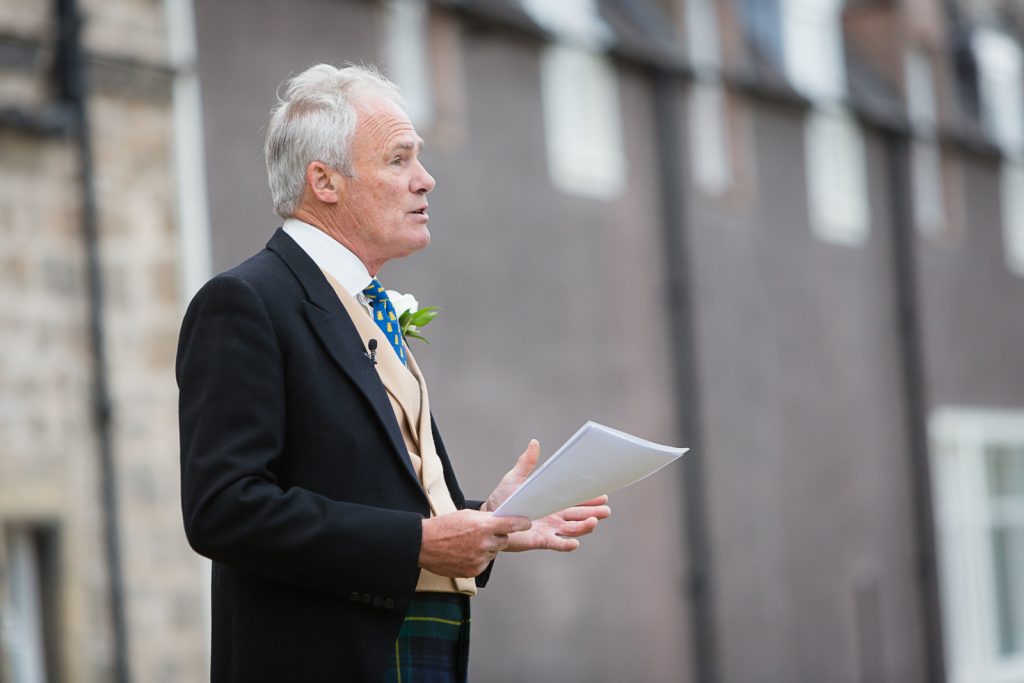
[322,271,476,596]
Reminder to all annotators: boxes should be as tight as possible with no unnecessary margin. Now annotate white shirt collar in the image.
[282,218,373,297]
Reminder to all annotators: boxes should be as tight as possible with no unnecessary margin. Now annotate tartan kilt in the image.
[384,592,471,683]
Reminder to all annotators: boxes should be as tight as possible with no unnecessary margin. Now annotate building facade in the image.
[2,0,1024,681]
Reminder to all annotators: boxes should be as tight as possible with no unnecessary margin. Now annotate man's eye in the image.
[391,157,405,166]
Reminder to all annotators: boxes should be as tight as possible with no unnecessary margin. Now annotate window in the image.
[781,0,846,102]
[167,0,212,302]
[741,0,864,242]
[686,0,735,197]
[689,81,732,196]
[520,0,613,49]
[538,44,625,199]
[522,0,624,199]
[738,0,784,67]
[905,47,945,236]
[1,525,58,683]
[381,0,434,127]
[906,47,938,135]
[738,0,846,101]
[911,140,944,236]
[1001,162,1024,276]
[686,0,722,74]
[931,408,1024,683]
[804,107,869,246]
[973,29,1024,155]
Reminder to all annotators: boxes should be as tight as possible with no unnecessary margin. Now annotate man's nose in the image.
[412,161,436,194]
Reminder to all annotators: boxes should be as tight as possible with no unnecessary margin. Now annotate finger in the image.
[491,515,532,534]
[576,494,609,507]
[555,518,600,537]
[511,439,540,478]
[546,535,581,552]
[557,505,611,522]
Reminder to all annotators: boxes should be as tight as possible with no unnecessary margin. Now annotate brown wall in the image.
[194,2,691,681]
[192,1,1024,682]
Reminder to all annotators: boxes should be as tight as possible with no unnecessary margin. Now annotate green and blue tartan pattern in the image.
[361,279,407,366]
[384,593,470,683]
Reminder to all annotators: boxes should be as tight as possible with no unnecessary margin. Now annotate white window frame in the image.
[381,0,435,127]
[685,0,722,75]
[804,106,870,246]
[781,0,846,103]
[904,46,946,237]
[1001,162,1024,277]
[688,80,732,196]
[930,407,1024,683]
[165,0,212,305]
[520,0,613,50]
[1,528,49,683]
[973,29,1024,155]
[538,43,625,200]
[906,46,938,136]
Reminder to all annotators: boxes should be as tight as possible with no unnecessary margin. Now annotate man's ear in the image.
[305,161,342,204]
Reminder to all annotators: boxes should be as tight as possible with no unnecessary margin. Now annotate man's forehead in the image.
[355,99,422,150]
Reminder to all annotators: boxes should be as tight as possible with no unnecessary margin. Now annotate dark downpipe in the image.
[883,130,946,682]
[652,69,719,683]
[55,1,131,681]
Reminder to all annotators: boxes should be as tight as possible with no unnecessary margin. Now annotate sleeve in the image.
[177,274,422,611]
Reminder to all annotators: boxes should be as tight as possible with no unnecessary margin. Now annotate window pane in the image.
[739,0,784,66]
[382,0,434,126]
[782,0,846,102]
[988,444,1024,497]
[686,0,721,71]
[2,528,49,683]
[990,526,1024,656]
[804,108,869,246]
[1001,163,1024,277]
[987,445,1024,657]
[540,45,625,199]
[912,140,944,236]
[973,29,1024,152]
[689,81,732,195]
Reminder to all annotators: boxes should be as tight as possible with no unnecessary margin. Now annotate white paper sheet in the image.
[492,421,688,520]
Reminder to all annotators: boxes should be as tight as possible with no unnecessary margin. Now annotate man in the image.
[177,64,610,682]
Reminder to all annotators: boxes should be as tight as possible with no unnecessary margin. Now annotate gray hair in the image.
[264,63,404,217]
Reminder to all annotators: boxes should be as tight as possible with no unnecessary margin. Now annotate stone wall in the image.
[0,0,206,681]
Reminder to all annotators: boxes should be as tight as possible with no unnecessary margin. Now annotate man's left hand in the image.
[503,495,610,552]
[482,439,611,552]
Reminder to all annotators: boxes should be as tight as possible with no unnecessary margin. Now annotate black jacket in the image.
[177,229,484,681]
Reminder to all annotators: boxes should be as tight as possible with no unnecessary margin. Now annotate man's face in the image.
[335,98,435,271]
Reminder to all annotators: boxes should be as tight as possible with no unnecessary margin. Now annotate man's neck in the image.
[290,207,379,276]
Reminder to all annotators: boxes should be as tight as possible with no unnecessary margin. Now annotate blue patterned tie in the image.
[361,279,407,366]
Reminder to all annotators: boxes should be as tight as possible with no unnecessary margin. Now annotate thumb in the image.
[512,439,540,479]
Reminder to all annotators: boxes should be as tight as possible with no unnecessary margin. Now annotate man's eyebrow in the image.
[389,139,424,153]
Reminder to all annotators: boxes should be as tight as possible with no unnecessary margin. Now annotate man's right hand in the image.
[419,510,531,578]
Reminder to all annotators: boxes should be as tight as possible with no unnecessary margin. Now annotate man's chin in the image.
[406,228,431,253]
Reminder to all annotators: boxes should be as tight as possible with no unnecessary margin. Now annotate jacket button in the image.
[384,598,394,609]
[349,592,360,602]
[361,594,371,604]
[373,596,384,607]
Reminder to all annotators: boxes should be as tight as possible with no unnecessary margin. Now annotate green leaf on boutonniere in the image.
[403,328,430,345]
[399,306,440,345]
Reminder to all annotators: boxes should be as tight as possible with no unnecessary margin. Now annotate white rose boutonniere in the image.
[386,289,440,345]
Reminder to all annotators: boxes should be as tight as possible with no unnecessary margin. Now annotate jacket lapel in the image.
[266,229,423,492]
[406,351,442,492]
